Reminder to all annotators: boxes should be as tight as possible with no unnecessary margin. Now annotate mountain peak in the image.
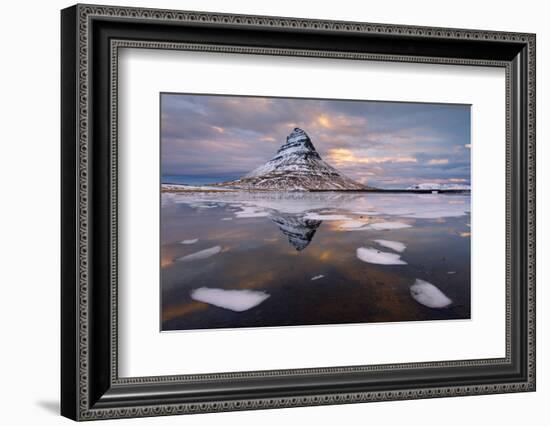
[290,127,306,136]
[215,127,367,191]
[276,128,319,158]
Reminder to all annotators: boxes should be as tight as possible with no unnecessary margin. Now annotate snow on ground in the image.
[311,275,325,281]
[175,246,222,262]
[408,183,470,190]
[374,239,406,253]
[162,184,235,192]
[356,247,407,265]
[190,287,270,312]
[180,238,198,245]
[410,279,452,308]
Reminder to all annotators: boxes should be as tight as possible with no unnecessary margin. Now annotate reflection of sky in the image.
[161,94,471,188]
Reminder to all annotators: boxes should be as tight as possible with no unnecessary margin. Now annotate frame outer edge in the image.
[66,4,536,421]
[61,4,80,421]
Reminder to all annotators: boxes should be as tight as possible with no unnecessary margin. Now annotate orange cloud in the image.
[327,148,417,165]
[317,115,332,128]
[428,159,449,165]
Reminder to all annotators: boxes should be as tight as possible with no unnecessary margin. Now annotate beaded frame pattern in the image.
[73,4,535,420]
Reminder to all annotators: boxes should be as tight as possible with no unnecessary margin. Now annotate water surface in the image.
[161,192,471,331]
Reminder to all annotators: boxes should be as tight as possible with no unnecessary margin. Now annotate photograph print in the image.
[160,93,471,332]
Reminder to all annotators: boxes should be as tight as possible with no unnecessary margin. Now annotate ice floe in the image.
[221,217,233,221]
[368,222,412,231]
[311,275,325,281]
[352,210,381,216]
[356,247,407,265]
[374,239,406,253]
[180,238,198,245]
[304,213,351,221]
[234,206,270,218]
[403,210,465,219]
[190,287,270,312]
[188,202,219,209]
[410,279,452,308]
[338,220,369,230]
[175,246,222,262]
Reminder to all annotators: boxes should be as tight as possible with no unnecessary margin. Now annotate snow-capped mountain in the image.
[214,128,366,191]
[407,183,471,191]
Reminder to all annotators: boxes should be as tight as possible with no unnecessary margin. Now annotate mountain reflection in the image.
[163,190,471,254]
[270,212,322,251]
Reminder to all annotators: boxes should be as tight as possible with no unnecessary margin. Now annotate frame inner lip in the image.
[109,39,512,384]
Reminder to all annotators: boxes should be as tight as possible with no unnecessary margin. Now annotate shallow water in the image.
[161,192,471,331]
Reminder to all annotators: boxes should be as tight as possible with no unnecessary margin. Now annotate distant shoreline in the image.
[162,183,470,194]
[309,189,470,194]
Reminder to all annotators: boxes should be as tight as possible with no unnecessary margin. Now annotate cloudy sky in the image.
[161,93,471,188]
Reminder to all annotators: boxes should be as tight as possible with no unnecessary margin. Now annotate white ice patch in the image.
[175,246,222,262]
[368,222,412,230]
[403,210,466,219]
[374,239,406,253]
[352,210,381,216]
[304,213,350,221]
[410,279,452,308]
[180,239,198,245]
[189,202,218,209]
[339,220,369,230]
[356,247,407,265]
[221,217,233,221]
[311,275,325,281]
[190,287,270,312]
[234,206,270,218]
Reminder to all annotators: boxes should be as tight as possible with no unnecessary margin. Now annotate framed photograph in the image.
[61,4,536,421]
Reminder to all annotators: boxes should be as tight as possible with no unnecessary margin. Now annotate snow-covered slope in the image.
[215,128,366,191]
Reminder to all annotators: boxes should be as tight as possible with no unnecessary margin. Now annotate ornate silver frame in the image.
[61,4,536,421]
